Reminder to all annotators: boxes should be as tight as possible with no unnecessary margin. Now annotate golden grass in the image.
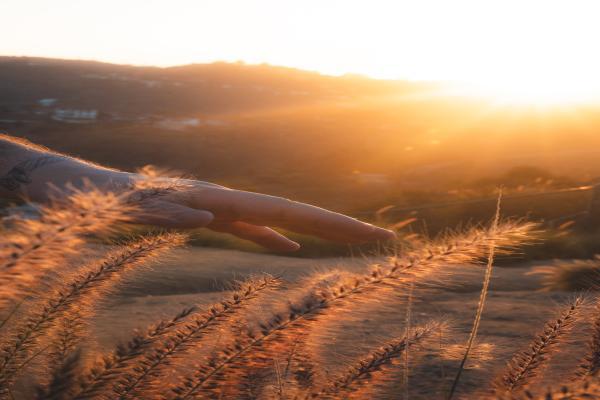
[311,321,444,399]
[2,186,600,399]
[0,186,134,305]
[0,232,185,393]
[494,296,585,393]
[448,190,503,400]
[530,257,600,291]
[112,275,281,399]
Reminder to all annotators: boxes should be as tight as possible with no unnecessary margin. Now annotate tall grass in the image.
[111,275,281,398]
[494,296,585,393]
[0,186,133,305]
[311,321,444,399]
[577,301,600,377]
[167,221,532,399]
[2,185,599,399]
[0,232,185,393]
[448,190,503,400]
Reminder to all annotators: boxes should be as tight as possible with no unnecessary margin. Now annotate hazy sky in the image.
[2,0,599,86]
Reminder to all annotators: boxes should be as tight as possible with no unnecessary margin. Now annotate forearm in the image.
[0,134,130,202]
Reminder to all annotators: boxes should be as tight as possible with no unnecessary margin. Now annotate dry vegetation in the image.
[2,186,600,400]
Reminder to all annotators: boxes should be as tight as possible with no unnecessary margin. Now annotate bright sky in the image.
[2,0,600,102]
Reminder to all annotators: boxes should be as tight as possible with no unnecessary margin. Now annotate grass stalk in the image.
[494,296,585,393]
[170,221,533,399]
[447,190,503,400]
[113,275,281,399]
[313,321,442,398]
[75,306,197,399]
[0,233,185,392]
[576,301,600,377]
[0,187,133,304]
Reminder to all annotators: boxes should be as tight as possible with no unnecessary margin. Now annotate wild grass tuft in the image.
[529,257,600,291]
[312,320,444,399]
[448,190,503,400]
[494,296,585,394]
[111,275,281,399]
[35,350,82,400]
[0,232,185,394]
[576,300,600,378]
[0,186,134,305]
[168,222,534,399]
[8,184,599,400]
[75,306,198,399]
[496,378,600,400]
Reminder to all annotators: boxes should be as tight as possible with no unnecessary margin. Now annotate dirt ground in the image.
[88,247,585,399]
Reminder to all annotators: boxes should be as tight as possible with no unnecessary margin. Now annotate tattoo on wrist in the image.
[0,155,66,191]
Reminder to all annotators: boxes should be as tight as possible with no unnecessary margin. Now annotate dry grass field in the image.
[1,187,592,399]
[87,247,577,399]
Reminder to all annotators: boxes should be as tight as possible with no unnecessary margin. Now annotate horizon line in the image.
[0,53,443,84]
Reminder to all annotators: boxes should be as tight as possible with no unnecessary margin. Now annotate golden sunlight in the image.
[447,74,600,106]
[2,0,600,105]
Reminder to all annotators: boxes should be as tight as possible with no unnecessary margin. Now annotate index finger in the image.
[183,188,396,244]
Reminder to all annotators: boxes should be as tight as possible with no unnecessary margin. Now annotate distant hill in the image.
[0,57,426,117]
[2,56,600,218]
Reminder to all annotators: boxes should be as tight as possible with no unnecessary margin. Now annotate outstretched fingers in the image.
[209,221,300,252]
[184,188,395,244]
[133,199,214,229]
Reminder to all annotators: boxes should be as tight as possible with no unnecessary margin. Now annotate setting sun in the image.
[2,0,600,104]
[445,74,600,106]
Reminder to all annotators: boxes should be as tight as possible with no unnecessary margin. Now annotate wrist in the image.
[0,135,134,203]
[22,160,132,202]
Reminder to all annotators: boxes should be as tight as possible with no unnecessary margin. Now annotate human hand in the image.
[131,177,395,252]
[0,133,394,252]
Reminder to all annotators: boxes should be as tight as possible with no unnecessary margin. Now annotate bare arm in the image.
[0,134,129,202]
[0,134,394,251]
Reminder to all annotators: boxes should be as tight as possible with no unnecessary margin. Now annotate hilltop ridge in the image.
[0,56,426,117]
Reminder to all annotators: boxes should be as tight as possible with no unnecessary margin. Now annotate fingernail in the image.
[375,227,396,240]
[198,210,215,225]
[275,242,300,252]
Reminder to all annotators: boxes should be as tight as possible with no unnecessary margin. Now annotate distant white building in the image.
[38,98,57,107]
[143,80,161,88]
[157,118,201,131]
[52,109,98,123]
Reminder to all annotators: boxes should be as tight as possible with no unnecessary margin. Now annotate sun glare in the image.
[447,75,600,106]
[440,38,600,106]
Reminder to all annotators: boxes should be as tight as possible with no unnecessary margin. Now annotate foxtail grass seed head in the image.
[494,296,585,393]
[0,233,186,393]
[0,186,135,305]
